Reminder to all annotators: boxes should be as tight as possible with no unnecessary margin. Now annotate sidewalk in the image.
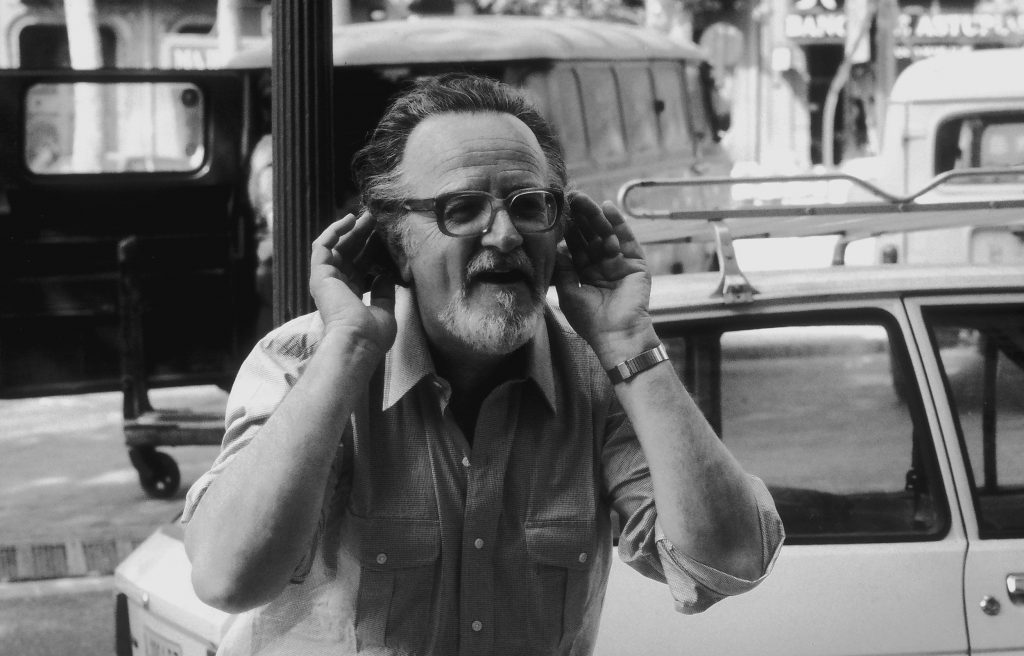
[0,386,226,582]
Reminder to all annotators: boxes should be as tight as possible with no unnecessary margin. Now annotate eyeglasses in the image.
[401,187,563,237]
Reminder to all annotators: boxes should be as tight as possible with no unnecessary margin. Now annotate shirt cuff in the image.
[654,475,785,614]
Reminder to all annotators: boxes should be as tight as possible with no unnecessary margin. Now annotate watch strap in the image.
[606,344,669,384]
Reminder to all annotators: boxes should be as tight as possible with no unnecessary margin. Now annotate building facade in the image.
[0,0,269,69]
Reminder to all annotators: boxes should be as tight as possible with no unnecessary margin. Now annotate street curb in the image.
[0,574,115,600]
[0,538,144,583]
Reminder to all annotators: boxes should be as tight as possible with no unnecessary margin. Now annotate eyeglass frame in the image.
[400,186,565,238]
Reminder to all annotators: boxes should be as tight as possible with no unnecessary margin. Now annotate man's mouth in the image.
[472,269,531,286]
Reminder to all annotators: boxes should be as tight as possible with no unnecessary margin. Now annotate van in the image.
[225,16,732,271]
[0,15,728,493]
[873,47,1024,264]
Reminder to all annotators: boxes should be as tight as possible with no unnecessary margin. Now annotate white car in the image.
[115,182,1024,656]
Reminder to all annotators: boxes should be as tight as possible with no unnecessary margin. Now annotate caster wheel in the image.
[130,448,181,499]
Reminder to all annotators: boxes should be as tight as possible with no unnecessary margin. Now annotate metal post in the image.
[271,0,335,327]
[874,0,898,139]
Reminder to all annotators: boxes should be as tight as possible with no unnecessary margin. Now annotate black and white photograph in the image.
[0,0,1022,654]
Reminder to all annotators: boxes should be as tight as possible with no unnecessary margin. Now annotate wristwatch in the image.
[606,344,669,385]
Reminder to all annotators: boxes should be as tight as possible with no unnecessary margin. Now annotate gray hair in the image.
[351,73,569,250]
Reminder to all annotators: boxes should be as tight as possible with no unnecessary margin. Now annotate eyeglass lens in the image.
[441,191,557,235]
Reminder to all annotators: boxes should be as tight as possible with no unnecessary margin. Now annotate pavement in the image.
[0,385,227,583]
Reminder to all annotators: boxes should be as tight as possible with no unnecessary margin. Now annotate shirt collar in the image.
[381,287,557,413]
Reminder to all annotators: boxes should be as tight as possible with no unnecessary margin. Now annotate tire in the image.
[131,448,181,499]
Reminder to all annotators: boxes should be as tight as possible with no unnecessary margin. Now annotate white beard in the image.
[438,285,542,355]
[436,247,545,355]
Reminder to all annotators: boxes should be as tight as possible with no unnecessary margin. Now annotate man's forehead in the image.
[400,111,547,177]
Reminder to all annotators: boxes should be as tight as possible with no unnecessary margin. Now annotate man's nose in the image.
[481,207,523,253]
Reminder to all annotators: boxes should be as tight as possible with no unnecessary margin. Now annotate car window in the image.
[682,63,710,144]
[651,62,691,154]
[25,82,205,174]
[934,112,1024,183]
[546,67,588,167]
[662,316,948,544]
[576,65,626,162]
[519,70,550,120]
[615,65,659,156]
[924,305,1024,539]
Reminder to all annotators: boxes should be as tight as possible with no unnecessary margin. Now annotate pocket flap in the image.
[524,520,595,570]
[352,517,441,570]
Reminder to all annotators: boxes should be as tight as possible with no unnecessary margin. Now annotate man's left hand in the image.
[553,193,659,370]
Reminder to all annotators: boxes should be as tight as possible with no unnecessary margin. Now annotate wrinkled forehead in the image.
[399,111,550,194]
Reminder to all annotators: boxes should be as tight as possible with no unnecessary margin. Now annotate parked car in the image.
[115,173,1024,655]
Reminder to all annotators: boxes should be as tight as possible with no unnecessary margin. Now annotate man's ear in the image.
[387,237,413,288]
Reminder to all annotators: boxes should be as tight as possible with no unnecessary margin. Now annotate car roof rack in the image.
[618,166,1024,304]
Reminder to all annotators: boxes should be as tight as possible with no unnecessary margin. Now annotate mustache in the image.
[465,249,536,283]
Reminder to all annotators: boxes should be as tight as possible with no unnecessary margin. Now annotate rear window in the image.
[925,305,1024,539]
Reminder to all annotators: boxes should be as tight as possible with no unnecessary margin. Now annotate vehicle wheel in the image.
[130,448,181,499]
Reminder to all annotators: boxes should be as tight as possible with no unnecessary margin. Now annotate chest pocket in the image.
[351,516,441,654]
[523,520,596,651]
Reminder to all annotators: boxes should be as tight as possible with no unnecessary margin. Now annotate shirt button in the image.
[471,620,483,632]
[461,456,470,467]
[474,538,484,549]
[578,552,588,563]
[376,553,388,565]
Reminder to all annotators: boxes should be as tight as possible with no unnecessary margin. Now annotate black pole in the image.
[271,0,335,327]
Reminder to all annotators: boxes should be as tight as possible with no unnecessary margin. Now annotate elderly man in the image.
[183,73,783,656]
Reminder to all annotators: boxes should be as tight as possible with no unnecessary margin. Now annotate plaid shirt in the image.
[183,287,783,656]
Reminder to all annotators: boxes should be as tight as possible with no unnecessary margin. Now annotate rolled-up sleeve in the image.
[180,314,321,525]
[602,405,785,615]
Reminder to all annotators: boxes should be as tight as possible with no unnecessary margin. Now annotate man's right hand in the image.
[309,212,398,356]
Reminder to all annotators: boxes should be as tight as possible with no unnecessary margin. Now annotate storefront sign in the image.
[160,34,268,70]
[786,8,1024,43]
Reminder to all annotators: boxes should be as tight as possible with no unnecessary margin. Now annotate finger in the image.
[551,246,580,290]
[562,225,592,271]
[332,211,377,256]
[601,201,645,259]
[569,192,616,242]
[312,213,358,251]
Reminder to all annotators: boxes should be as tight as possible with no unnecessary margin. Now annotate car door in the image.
[0,69,250,398]
[596,298,970,656]
[907,293,1024,655]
